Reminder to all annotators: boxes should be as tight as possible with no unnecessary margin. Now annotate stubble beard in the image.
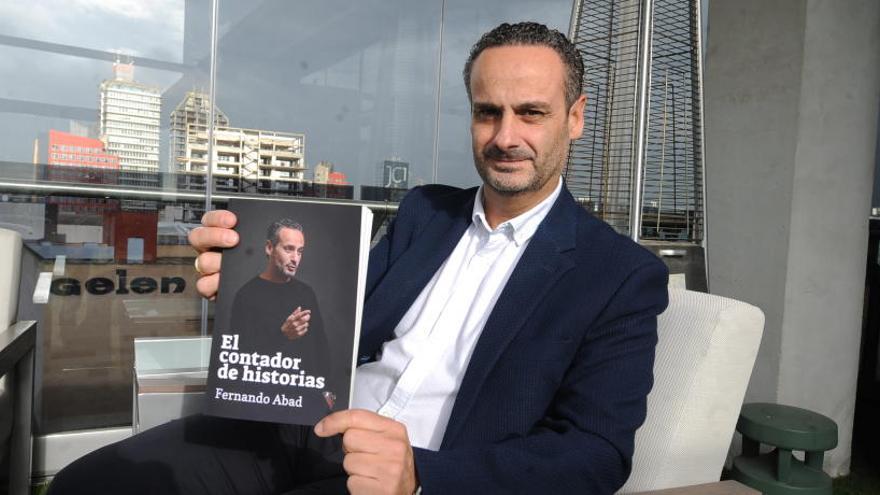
[474,140,569,197]
[273,258,297,280]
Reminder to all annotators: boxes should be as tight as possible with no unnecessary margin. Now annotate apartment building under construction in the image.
[176,125,306,194]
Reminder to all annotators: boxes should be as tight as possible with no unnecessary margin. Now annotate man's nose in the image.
[492,112,520,149]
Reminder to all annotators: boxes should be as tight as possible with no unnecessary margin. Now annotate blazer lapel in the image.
[359,192,474,358]
[440,190,579,448]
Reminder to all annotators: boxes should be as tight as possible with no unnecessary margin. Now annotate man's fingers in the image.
[342,453,380,478]
[195,252,222,275]
[287,308,310,321]
[290,308,310,319]
[283,327,308,340]
[341,429,382,455]
[201,210,237,228]
[195,273,220,300]
[315,409,396,437]
[189,226,239,253]
[346,475,384,495]
[289,312,311,323]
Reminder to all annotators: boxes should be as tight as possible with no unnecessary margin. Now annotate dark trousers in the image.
[46,415,347,495]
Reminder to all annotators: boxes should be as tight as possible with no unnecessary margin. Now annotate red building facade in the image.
[48,130,119,168]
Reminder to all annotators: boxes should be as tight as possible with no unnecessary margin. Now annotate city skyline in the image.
[0,1,571,194]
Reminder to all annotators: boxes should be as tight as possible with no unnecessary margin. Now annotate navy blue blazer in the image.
[360,184,668,494]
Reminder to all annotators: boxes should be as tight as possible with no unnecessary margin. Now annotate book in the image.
[204,198,372,425]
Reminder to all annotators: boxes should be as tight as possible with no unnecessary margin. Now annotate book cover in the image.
[204,198,372,425]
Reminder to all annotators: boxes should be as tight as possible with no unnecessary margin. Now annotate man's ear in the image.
[568,94,586,140]
[265,240,273,257]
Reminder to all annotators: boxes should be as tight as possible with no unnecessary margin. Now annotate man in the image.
[230,219,323,344]
[221,219,335,421]
[49,22,667,495]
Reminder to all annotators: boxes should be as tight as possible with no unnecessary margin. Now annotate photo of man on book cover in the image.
[206,200,365,425]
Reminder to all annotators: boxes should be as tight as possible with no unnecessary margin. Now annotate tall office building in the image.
[98,60,161,188]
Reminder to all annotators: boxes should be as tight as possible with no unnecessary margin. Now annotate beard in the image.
[273,258,297,279]
[473,141,567,196]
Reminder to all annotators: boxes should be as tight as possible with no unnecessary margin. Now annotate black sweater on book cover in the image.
[227,275,335,422]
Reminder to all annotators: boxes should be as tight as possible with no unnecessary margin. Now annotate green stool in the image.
[732,403,838,495]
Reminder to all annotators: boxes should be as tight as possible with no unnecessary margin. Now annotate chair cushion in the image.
[619,289,764,493]
[0,228,22,327]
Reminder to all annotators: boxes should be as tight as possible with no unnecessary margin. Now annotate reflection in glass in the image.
[0,0,211,433]
[214,0,442,199]
[0,0,578,436]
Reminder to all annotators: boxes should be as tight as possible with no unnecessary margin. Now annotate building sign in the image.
[382,160,409,189]
[50,268,186,296]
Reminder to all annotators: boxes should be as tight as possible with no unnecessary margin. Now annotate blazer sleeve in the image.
[411,258,669,494]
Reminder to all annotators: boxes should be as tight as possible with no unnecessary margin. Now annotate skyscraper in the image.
[99,59,161,187]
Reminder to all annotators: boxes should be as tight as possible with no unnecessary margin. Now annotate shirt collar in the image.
[472,176,563,246]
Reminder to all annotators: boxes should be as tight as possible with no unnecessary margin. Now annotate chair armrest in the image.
[0,320,37,495]
[0,321,36,377]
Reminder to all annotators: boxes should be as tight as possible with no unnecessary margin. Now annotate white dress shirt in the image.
[351,177,563,450]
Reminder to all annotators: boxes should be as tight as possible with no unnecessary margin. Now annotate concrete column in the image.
[705,0,880,476]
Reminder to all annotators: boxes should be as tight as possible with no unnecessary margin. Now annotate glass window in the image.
[213,0,443,201]
[0,0,212,433]
[0,0,576,436]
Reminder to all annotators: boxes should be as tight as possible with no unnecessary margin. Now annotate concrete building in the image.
[313,161,348,186]
[176,125,305,195]
[313,160,333,184]
[169,91,229,179]
[98,60,161,187]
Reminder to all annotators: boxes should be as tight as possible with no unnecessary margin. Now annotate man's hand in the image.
[315,410,418,495]
[188,210,239,299]
[281,306,311,340]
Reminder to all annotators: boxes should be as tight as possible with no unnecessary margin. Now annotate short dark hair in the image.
[267,219,303,245]
[463,22,584,109]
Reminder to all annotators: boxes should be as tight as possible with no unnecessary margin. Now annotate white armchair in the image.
[0,227,23,462]
[0,227,22,327]
[0,227,35,495]
[620,289,765,493]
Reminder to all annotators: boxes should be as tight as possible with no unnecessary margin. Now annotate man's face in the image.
[469,45,585,197]
[265,227,305,279]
